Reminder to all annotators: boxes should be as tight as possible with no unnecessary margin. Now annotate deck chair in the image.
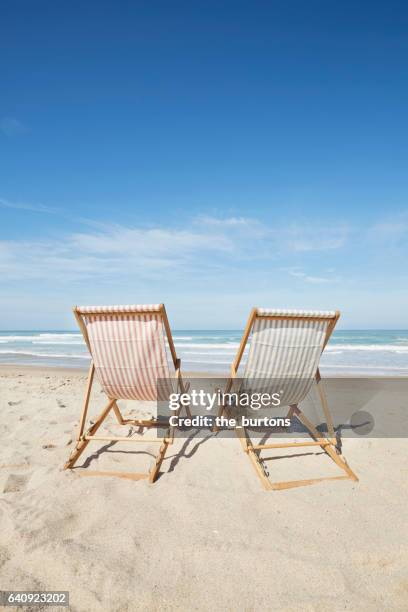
[219,308,358,490]
[64,304,190,482]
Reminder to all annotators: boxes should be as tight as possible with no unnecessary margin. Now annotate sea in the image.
[0,330,407,376]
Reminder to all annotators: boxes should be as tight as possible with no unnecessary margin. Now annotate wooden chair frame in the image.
[64,304,190,483]
[219,308,358,490]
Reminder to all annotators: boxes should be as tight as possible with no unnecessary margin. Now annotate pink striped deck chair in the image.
[64,304,189,482]
[218,308,358,491]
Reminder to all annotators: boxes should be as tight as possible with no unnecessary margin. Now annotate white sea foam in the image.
[326,344,408,353]
[181,359,233,365]
[322,364,408,369]
[0,350,88,359]
[182,350,238,355]
[0,330,407,373]
[0,333,82,344]
[32,340,84,345]
[174,342,241,349]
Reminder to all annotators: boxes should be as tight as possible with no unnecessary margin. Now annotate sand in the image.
[1,366,407,611]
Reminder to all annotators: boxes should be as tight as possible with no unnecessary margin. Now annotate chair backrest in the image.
[74,304,175,401]
[240,308,339,406]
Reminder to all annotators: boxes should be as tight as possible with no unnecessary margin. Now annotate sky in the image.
[1,0,408,329]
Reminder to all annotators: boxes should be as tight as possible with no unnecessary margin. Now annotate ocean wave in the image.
[32,340,84,345]
[175,334,241,339]
[0,350,89,359]
[0,333,82,343]
[181,350,240,356]
[322,364,408,372]
[326,344,408,353]
[182,359,233,365]
[175,342,241,349]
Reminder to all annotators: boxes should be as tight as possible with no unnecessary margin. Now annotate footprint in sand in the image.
[57,399,66,408]
[8,400,22,406]
[3,473,31,494]
[59,435,72,447]
[0,463,30,474]
[0,544,11,568]
[42,443,56,450]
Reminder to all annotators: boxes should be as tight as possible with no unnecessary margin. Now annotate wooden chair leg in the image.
[293,407,358,481]
[176,372,192,418]
[322,443,359,481]
[64,399,116,469]
[65,372,184,481]
[246,445,272,490]
[112,401,125,424]
[269,475,350,490]
[235,421,249,452]
[315,371,335,440]
[76,362,95,440]
[149,433,170,483]
[235,426,271,489]
[235,403,358,491]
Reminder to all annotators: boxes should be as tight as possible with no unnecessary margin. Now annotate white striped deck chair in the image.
[64,304,189,483]
[220,308,358,491]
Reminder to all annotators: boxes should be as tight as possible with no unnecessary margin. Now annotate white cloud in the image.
[1,211,406,327]
[0,214,351,285]
[0,220,238,283]
[70,225,233,256]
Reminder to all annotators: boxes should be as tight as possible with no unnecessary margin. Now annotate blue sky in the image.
[1,1,407,329]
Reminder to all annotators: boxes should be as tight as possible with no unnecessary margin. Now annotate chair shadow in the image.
[70,415,366,477]
[246,417,361,457]
[262,451,325,461]
[74,441,157,470]
[72,427,215,479]
[166,427,214,475]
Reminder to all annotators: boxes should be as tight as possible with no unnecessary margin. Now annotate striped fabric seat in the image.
[78,305,173,401]
[78,304,162,314]
[242,309,335,406]
[223,307,358,490]
[257,308,335,318]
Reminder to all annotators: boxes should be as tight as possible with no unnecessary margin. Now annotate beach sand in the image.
[1,366,407,611]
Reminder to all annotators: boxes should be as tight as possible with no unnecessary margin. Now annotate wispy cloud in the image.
[369,213,408,245]
[0,117,27,136]
[195,215,259,228]
[0,219,237,283]
[0,215,351,285]
[287,269,333,284]
[284,225,348,252]
[0,197,60,215]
